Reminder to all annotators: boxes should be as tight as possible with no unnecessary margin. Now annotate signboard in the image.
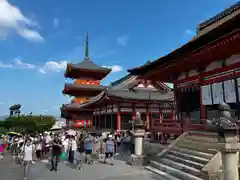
[201,85,213,105]
[224,79,236,103]
[73,120,91,128]
[212,82,224,104]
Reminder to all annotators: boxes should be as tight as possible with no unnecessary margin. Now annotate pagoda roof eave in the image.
[128,13,240,76]
[65,59,111,79]
[62,91,106,110]
[64,84,105,91]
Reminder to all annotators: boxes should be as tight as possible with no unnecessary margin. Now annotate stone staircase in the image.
[145,131,221,180]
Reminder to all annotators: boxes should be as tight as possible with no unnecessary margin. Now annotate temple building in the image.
[128,2,240,140]
[65,72,174,132]
[61,33,111,128]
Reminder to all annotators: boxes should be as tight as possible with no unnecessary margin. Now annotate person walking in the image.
[84,134,93,164]
[50,135,62,172]
[76,137,85,170]
[0,135,4,160]
[68,136,77,164]
[23,138,34,180]
[35,140,42,161]
[104,134,115,165]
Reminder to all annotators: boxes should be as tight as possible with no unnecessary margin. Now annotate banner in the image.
[212,82,224,104]
[224,79,236,103]
[237,78,240,101]
[201,85,213,105]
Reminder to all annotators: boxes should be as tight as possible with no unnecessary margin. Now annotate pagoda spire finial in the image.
[85,32,89,59]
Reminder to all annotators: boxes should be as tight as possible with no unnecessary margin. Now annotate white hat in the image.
[108,134,113,138]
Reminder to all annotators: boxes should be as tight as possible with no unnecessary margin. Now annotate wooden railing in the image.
[152,118,207,134]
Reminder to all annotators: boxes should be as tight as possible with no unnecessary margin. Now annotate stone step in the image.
[160,158,207,179]
[150,160,204,180]
[176,139,218,154]
[173,147,214,159]
[164,154,205,170]
[185,135,218,144]
[145,166,182,180]
[168,150,209,164]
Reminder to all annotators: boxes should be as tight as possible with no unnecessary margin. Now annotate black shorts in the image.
[85,150,92,155]
[105,152,114,158]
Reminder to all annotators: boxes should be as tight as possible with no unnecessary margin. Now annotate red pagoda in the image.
[61,33,111,128]
[128,2,240,140]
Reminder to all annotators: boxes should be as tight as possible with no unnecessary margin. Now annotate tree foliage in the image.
[9,104,21,116]
[0,115,56,133]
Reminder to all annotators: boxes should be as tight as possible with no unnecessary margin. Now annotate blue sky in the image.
[0,0,238,116]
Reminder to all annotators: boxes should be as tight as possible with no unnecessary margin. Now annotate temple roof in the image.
[65,33,111,79]
[128,8,240,76]
[62,88,173,110]
[67,58,111,72]
[198,1,240,33]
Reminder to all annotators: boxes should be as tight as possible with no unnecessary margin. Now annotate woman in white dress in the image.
[23,138,34,180]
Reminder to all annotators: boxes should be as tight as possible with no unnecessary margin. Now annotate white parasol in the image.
[67,129,76,136]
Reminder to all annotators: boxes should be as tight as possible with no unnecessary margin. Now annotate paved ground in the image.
[0,155,161,180]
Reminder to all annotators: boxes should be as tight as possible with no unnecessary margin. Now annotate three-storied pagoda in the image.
[61,33,111,128]
[128,2,240,140]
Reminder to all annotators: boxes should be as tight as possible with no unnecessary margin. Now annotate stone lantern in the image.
[128,111,146,166]
[207,103,240,180]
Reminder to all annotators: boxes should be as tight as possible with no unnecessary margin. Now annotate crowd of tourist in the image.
[0,130,134,180]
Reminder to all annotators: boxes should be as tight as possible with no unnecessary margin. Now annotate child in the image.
[35,141,42,160]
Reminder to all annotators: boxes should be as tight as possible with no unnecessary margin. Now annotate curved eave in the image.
[106,89,174,102]
[62,104,93,111]
[64,63,111,80]
[62,84,105,96]
[64,83,105,91]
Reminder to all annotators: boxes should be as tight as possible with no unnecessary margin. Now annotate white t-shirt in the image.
[36,143,42,150]
[45,135,51,147]
[71,140,77,151]
[62,139,69,151]
[23,145,33,161]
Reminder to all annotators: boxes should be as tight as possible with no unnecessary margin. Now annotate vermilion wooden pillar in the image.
[117,104,121,131]
[132,103,136,120]
[146,105,150,130]
[199,76,206,124]
[172,108,175,121]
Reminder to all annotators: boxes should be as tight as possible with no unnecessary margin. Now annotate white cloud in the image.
[0,58,35,69]
[14,58,35,69]
[0,0,44,42]
[185,29,194,36]
[53,18,59,28]
[38,60,67,74]
[117,35,129,46]
[103,65,123,73]
[0,58,67,74]
[0,61,13,68]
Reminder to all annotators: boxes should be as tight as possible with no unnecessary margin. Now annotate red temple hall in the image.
[128,2,240,138]
[68,73,174,132]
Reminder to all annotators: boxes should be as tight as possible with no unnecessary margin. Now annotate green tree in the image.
[9,104,21,117]
[3,115,56,133]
